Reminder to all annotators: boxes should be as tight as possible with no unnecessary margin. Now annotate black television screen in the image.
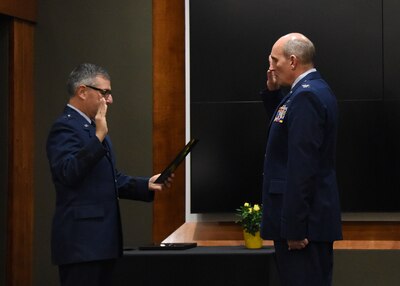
[189,0,400,214]
[190,102,266,213]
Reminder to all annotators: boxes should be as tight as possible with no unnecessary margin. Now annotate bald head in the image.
[278,33,315,66]
[268,33,316,87]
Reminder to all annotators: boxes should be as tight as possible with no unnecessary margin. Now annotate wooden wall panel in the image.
[0,0,36,22]
[7,18,35,286]
[152,0,186,243]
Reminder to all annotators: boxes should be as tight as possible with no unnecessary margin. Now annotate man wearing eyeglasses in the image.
[46,63,172,286]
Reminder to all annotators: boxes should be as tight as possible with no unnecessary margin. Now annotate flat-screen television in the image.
[187,0,400,216]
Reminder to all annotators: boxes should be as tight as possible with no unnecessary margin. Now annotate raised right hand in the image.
[95,98,108,142]
[266,69,280,91]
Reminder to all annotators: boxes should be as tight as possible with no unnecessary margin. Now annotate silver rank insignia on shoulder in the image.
[302,84,310,88]
[274,104,288,123]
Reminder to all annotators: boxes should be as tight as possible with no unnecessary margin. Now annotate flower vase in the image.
[243,230,263,249]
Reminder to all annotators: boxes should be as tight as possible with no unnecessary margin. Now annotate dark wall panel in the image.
[191,102,266,212]
[383,0,400,100]
[382,100,400,210]
[336,101,385,211]
[190,0,382,103]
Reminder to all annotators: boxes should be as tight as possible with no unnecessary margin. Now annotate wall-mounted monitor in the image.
[185,0,400,220]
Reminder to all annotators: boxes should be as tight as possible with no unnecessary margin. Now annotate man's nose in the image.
[106,94,113,104]
[268,56,273,69]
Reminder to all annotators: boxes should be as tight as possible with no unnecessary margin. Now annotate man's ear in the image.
[76,85,87,99]
[290,55,298,70]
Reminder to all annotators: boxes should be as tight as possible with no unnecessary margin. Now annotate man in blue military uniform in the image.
[47,63,172,286]
[260,33,342,286]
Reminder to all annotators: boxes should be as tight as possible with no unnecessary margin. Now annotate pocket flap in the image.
[73,205,104,219]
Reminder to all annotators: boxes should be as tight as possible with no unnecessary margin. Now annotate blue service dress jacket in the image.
[260,71,342,242]
[46,106,154,265]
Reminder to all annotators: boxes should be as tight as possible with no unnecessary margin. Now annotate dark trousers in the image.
[273,240,333,286]
[58,259,116,286]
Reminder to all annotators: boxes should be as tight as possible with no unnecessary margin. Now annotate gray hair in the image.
[66,63,110,96]
[283,37,315,65]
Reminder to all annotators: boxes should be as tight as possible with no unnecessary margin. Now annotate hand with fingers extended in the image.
[266,69,280,91]
[266,55,280,91]
[95,98,108,142]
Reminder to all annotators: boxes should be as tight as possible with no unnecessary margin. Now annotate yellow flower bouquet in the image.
[235,202,262,236]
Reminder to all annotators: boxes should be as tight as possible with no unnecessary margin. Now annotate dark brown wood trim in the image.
[152,0,186,243]
[7,18,34,286]
[0,0,37,22]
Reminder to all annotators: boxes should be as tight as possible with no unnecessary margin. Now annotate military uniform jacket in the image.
[46,106,154,265]
[260,71,342,242]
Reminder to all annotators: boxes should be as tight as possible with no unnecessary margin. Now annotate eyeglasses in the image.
[85,85,112,99]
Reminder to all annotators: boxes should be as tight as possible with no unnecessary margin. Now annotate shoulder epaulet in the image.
[62,113,74,120]
[300,80,312,89]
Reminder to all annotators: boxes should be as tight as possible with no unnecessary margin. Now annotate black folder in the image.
[138,243,197,250]
[154,139,199,184]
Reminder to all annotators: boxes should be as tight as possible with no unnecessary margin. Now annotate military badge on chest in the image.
[274,104,288,123]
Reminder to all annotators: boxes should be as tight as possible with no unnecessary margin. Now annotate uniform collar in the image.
[291,68,317,90]
[67,104,91,124]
